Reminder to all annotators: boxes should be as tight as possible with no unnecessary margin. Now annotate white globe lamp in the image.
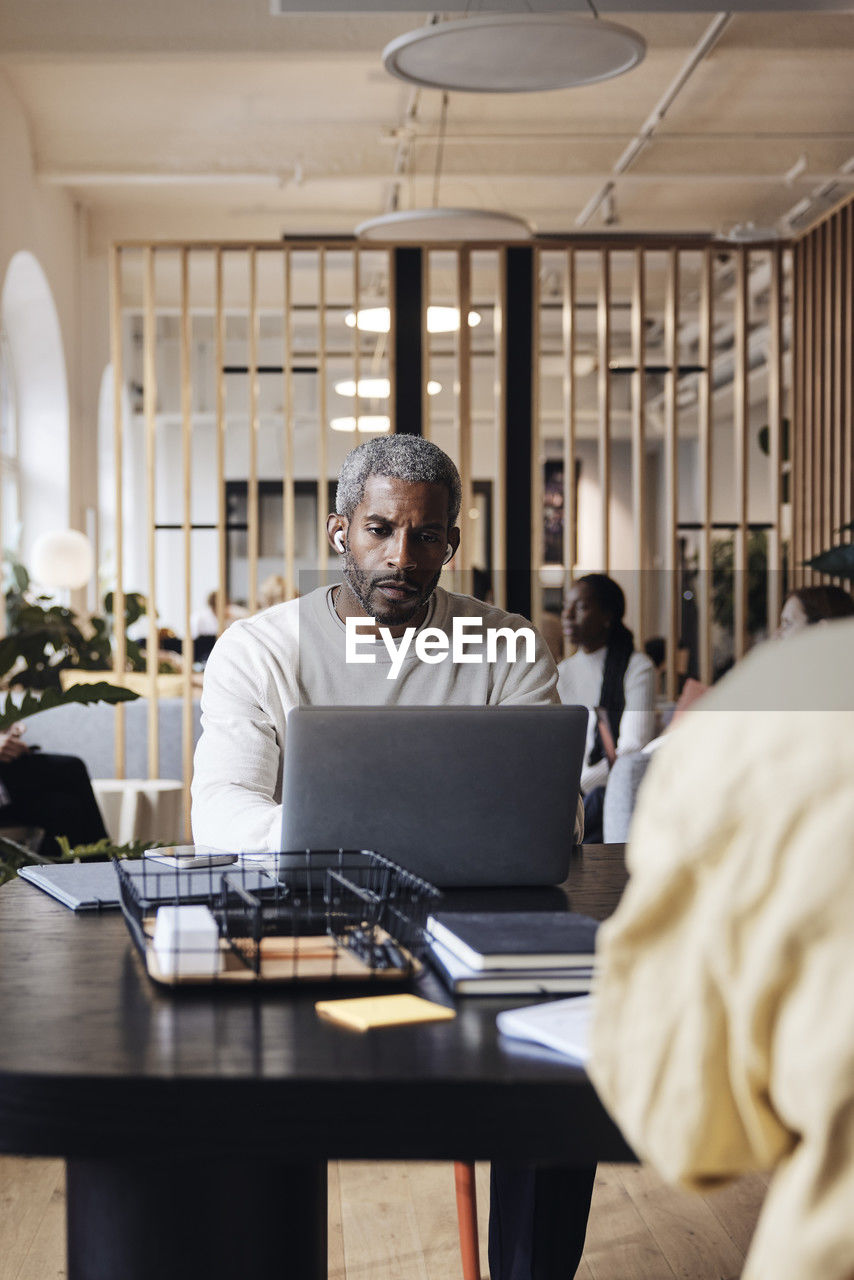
[31,530,94,590]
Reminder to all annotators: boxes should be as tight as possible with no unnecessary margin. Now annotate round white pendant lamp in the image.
[356,207,533,242]
[381,14,646,95]
[31,529,94,590]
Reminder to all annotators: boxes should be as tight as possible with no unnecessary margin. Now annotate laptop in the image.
[279,705,587,888]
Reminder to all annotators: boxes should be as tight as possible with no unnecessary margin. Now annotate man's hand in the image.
[0,725,29,763]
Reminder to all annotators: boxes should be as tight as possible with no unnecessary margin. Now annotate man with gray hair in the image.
[192,433,591,1280]
[193,434,566,852]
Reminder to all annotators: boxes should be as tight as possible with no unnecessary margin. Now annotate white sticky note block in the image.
[152,905,222,978]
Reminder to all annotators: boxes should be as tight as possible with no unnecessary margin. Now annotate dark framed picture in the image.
[543,459,579,566]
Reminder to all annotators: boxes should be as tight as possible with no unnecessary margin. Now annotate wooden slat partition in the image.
[282,249,296,600]
[733,248,749,660]
[247,248,259,612]
[630,248,646,645]
[109,246,126,777]
[845,204,853,535]
[317,249,328,581]
[792,192,854,582]
[457,250,474,595]
[562,248,577,602]
[215,251,227,629]
[697,248,713,685]
[143,247,158,777]
[107,232,802,823]
[792,238,806,586]
[180,249,193,838]
[663,249,679,701]
[597,251,611,571]
[767,246,783,631]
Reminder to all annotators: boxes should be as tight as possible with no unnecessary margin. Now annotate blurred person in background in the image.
[558,574,655,842]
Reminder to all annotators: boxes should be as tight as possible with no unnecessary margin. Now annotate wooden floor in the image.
[0,1156,767,1280]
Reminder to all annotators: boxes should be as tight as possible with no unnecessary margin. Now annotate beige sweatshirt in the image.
[191,584,562,852]
[589,619,854,1280]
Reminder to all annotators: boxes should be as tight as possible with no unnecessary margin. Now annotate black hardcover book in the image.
[426,911,598,972]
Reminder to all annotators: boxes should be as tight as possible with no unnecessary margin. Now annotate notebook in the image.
[281,705,588,888]
[496,995,593,1064]
[428,937,593,997]
[426,910,599,970]
[17,860,271,912]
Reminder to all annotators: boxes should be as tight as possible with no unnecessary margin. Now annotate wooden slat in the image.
[458,249,474,595]
[352,249,362,493]
[831,211,844,555]
[663,249,679,701]
[810,228,822,579]
[282,248,296,600]
[733,248,749,659]
[824,216,835,560]
[143,246,159,777]
[697,247,713,685]
[767,245,784,633]
[562,248,577,604]
[247,246,259,612]
[844,204,854,534]
[422,250,433,446]
[630,247,646,645]
[803,234,814,581]
[179,248,193,840]
[388,247,398,436]
[793,239,806,587]
[597,250,611,571]
[317,248,329,581]
[108,244,126,778]
[215,250,227,628]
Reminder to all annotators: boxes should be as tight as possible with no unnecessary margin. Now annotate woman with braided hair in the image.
[558,573,655,843]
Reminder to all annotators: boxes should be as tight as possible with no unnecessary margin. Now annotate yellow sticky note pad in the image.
[315,993,456,1032]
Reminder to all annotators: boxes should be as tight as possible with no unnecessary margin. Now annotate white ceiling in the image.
[2,4,854,245]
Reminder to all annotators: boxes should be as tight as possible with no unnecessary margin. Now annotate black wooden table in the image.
[0,845,633,1280]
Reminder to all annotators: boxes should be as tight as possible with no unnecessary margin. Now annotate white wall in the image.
[0,72,93,579]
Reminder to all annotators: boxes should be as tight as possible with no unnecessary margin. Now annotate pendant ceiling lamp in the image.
[356,207,533,242]
[381,13,646,95]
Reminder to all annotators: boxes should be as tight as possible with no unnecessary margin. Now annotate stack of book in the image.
[425,910,598,996]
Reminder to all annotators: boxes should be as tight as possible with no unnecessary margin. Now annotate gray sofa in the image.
[602,751,653,844]
[25,698,202,782]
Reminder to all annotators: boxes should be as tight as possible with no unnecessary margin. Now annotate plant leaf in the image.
[804,544,854,581]
[0,681,139,731]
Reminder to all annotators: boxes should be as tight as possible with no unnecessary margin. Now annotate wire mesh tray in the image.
[114,850,441,988]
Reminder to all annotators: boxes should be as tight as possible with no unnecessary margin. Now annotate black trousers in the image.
[0,752,109,855]
[489,1163,596,1280]
[581,786,606,845]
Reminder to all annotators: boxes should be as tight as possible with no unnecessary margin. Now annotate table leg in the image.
[66,1156,327,1280]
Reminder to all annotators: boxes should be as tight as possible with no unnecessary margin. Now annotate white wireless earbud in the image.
[443,545,454,565]
[334,532,345,553]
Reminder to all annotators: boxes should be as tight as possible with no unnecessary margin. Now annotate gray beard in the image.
[341,549,441,627]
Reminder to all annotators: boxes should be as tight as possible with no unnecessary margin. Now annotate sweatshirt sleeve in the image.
[614,653,656,756]
[488,616,560,707]
[191,624,285,852]
[580,653,655,795]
